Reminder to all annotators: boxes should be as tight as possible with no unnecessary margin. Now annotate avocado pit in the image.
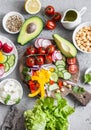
[26,23,37,33]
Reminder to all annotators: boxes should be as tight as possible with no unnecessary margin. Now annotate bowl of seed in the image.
[2,11,24,34]
[72,22,91,53]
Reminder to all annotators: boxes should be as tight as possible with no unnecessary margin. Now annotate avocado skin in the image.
[17,16,44,45]
[53,34,77,57]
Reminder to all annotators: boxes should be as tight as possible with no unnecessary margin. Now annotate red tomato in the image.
[58,80,63,88]
[26,46,37,55]
[52,12,62,22]
[67,57,77,65]
[36,56,44,65]
[68,64,78,74]
[26,57,35,67]
[45,20,56,30]
[45,5,55,16]
[38,47,46,54]
[46,45,55,54]
[45,54,52,64]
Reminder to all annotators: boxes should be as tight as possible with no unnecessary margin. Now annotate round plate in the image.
[0,35,18,79]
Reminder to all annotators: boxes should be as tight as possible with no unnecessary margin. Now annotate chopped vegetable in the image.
[4,94,11,104]
[24,94,74,130]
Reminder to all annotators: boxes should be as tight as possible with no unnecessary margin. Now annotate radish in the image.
[41,39,52,48]
[52,50,62,62]
[0,64,4,77]
[34,38,40,48]
[2,43,13,53]
[0,41,3,49]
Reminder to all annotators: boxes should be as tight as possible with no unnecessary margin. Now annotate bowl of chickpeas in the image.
[72,22,91,53]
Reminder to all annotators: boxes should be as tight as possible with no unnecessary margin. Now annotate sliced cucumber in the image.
[55,60,66,67]
[4,63,10,72]
[61,69,68,73]
[58,71,63,78]
[0,55,8,63]
[7,54,15,67]
[50,72,58,82]
[63,71,71,80]
[57,67,65,71]
[49,83,59,91]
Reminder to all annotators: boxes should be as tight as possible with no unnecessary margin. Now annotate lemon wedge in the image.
[25,0,41,14]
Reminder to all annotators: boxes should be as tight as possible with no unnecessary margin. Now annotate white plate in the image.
[0,78,23,105]
[0,35,18,79]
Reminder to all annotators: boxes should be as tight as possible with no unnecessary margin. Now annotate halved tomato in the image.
[67,57,77,65]
[68,64,78,74]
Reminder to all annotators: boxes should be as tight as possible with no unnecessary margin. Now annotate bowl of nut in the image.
[72,22,91,53]
[2,11,24,34]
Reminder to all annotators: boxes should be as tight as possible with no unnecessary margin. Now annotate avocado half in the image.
[53,34,77,57]
[17,16,43,45]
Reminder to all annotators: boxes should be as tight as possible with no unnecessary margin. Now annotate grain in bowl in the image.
[73,22,91,53]
[2,11,24,34]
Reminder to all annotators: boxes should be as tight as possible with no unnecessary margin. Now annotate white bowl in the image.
[85,67,91,84]
[72,22,91,53]
[2,11,24,34]
[0,78,23,105]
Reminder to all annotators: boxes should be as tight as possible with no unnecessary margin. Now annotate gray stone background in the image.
[0,0,91,130]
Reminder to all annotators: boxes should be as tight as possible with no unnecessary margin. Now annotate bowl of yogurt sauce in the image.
[0,78,23,105]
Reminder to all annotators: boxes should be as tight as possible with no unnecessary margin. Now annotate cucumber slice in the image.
[57,67,65,71]
[49,83,59,91]
[0,55,8,63]
[4,63,10,72]
[63,72,71,80]
[55,60,66,66]
[58,71,63,78]
[7,54,15,67]
[50,72,58,82]
[61,69,68,73]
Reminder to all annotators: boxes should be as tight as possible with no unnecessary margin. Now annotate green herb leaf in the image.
[25,74,31,82]
[72,86,85,94]
[84,73,91,83]
[15,98,21,104]
[22,67,30,75]
[4,94,11,104]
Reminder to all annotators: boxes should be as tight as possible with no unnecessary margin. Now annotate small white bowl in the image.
[72,22,91,53]
[0,78,23,105]
[85,67,91,84]
[2,11,24,34]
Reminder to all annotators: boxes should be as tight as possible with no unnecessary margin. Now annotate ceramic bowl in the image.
[0,78,23,105]
[2,11,24,34]
[72,22,91,53]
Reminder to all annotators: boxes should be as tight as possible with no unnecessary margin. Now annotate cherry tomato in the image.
[58,80,63,88]
[45,20,56,30]
[46,45,55,54]
[68,64,78,74]
[26,57,35,67]
[67,57,77,65]
[45,5,55,16]
[26,46,37,55]
[36,56,44,65]
[45,54,52,64]
[38,47,46,54]
[52,12,62,22]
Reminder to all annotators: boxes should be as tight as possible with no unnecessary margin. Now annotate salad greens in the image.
[72,86,85,94]
[24,94,74,130]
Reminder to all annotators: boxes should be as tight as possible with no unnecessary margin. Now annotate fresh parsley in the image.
[72,86,85,94]
[4,94,11,104]
[84,73,91,83]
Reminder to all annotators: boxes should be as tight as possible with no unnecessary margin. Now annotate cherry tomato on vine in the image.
[45,20,56,30]
[45,54,52,64]
[26,57,35,67]
[36,56,44,65]
[46,45,55,54]
[52,12,62,22]
[38,47,46,54]
[26,46,37,55]
[45,5,55,16]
